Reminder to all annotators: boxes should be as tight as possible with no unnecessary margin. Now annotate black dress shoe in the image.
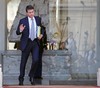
[29,77,35,85]
[19,82,23,85]
[34,76,43,79]
[18,77,24,85]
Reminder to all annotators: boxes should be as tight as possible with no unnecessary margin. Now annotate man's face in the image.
[26,9,34,18]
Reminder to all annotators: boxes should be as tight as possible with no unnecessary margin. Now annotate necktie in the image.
[30,19,36,41]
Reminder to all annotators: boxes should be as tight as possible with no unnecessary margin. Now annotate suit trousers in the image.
[34,49,43,77]
[19,38,39,78]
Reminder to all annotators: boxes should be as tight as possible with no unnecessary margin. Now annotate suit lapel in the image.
[34,16,38,37]
[34,16,38,25]
[26,17,29,29]
[25,17,29,34]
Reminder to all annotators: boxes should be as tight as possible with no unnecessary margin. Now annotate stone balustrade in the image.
[1,50,71,85]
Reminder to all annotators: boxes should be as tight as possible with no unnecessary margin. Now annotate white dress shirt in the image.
[28,17,37,39]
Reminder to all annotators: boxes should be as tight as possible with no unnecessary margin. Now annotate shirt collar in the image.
[28,16,35,20]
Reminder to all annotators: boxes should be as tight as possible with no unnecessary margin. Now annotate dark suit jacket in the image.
[16,16,42,51]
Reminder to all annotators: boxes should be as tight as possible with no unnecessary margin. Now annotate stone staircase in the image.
[3,79,97,88]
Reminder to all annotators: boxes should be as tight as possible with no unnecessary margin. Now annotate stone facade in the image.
[2,0,100,85]
[7,0,99,77]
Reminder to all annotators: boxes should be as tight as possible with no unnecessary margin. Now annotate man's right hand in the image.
[19,24,26,32]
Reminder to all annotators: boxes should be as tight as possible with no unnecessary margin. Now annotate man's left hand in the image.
[38,34,43,40]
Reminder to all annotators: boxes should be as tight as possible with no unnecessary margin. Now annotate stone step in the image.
[3,85,99,88]
[3,77,97,86]
[49,79,97,85]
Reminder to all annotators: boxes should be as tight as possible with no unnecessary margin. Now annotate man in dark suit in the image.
[34,25,47,79]
[16,5,43,85]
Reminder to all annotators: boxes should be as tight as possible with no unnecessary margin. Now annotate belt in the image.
[28,38,37,42]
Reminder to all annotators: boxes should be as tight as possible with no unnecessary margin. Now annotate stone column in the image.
[0,0,7,87]
[0,0,7,64]
[0,0,7,51]
[96,0,100,64]
[97,0,100,86]
[0,64,2,88]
